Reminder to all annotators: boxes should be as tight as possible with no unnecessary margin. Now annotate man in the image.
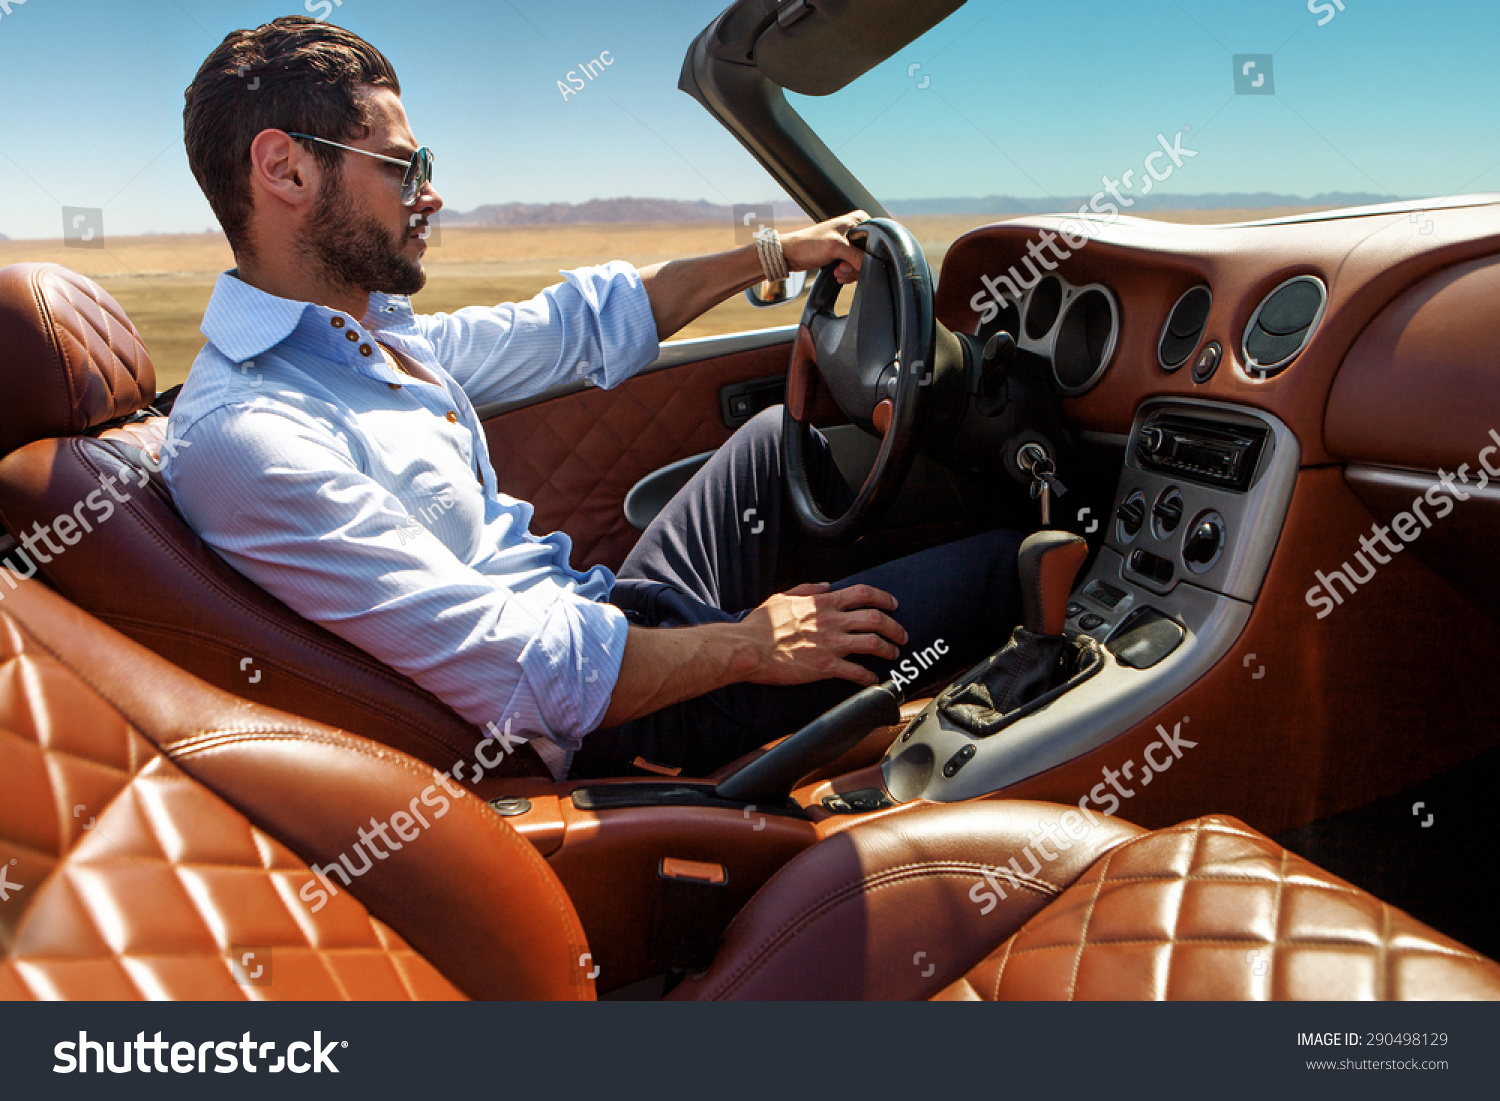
[168,16,1020,781]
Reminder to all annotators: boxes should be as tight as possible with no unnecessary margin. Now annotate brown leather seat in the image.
[0,570,587,1000]
[4,567,1496,1002]
[674,805,1500,1000]
[0,262,542,779]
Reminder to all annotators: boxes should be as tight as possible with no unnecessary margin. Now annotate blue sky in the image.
[797,0,1500,206]
[0,0,1496,239]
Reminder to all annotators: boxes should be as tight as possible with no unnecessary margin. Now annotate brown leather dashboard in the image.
[1325,252,1500,470]
[932,199,1500,466]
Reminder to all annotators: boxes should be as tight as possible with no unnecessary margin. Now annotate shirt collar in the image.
[200,271,417,365]
[363,291,416,332]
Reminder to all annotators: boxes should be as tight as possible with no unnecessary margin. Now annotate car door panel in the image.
[482,333,801,572]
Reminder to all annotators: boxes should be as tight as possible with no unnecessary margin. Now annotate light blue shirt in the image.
[163,263,659,762]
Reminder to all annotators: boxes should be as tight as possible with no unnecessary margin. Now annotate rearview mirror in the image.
[744,269,808,308]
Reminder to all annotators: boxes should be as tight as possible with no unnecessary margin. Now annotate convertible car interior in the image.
[2,0,1498,1001]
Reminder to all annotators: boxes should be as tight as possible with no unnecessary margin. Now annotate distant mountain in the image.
[0,232,9,241]
[444,198,733,226]
[885,192,1396,216]
[441,192,1401,228]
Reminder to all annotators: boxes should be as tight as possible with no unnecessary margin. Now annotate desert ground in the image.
[0,208,1328,389]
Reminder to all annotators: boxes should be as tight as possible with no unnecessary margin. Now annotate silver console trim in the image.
[995,274,1121,396]
[1116,399,1299,602]
[881,397,1300,803]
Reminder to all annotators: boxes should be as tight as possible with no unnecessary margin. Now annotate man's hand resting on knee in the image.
[596,582,907,729]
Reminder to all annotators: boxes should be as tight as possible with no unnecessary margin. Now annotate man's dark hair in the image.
[183,16,400,257]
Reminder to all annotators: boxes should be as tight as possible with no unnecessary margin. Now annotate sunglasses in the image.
[286,132,434,206]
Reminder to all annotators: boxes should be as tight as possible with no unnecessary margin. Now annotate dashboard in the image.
[932,195,1500,466]
[876,195,1500,804]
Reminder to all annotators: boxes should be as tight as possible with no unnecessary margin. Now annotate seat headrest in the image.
[0,263,156,457]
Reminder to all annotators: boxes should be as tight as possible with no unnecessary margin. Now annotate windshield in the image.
[789,0,1500,234]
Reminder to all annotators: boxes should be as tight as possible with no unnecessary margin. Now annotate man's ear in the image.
[248,129,320,212]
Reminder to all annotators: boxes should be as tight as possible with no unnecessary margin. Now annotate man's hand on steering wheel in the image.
[734,581,907,689]
[779,211,870,284]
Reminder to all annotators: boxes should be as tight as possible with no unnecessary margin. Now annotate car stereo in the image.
[1134,414,1268,491]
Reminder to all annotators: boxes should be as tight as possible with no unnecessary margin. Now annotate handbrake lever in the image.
[713,681,903,805]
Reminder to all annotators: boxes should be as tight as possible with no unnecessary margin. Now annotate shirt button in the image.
[331,317,345,329]
[388,383,402,391]
[345,331,359,343]
[359,344,373,356]
[446,410,458,423]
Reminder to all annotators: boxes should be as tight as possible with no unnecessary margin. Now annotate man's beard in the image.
[301,178,427,296]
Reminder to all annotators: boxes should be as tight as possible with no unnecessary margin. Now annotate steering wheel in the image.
[783,218,940,541]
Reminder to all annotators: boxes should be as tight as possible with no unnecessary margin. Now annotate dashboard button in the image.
[1192,342,1222,383]
[1083,579,1127,608]
[1077,613,1105,631]
[941,744,977,778]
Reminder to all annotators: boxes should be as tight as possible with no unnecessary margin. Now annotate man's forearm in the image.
[596,621,760,729]
[636,213,868,341]
[592,579,906,732]
[637,245,764,340]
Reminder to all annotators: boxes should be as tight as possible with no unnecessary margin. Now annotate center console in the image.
[882,397,1300,802]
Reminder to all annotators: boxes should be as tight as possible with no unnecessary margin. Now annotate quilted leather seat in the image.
[935,816,1500,1001]
[0,570,587,1000]
[673,806,1500,1001]
[3,568,1497,1001]
[0,262,543,778]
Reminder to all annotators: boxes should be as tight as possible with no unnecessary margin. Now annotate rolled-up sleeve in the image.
[415,260,659,408]
[162,403,628,749]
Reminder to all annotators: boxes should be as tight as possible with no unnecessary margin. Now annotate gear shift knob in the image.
[1017,530,1089,636]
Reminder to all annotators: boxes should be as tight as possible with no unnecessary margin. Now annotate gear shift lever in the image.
[937,529,1100,738]
[1017,529,1090,636]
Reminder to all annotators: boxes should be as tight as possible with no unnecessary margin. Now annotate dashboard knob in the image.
[1141,426,1167,455]
[1182,512,1226,573]
[1152,492,1183,533]
[1116,494,1146,536]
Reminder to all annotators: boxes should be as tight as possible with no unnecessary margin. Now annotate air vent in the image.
[1243,275,1326,378]
[1158,285,1212,371]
